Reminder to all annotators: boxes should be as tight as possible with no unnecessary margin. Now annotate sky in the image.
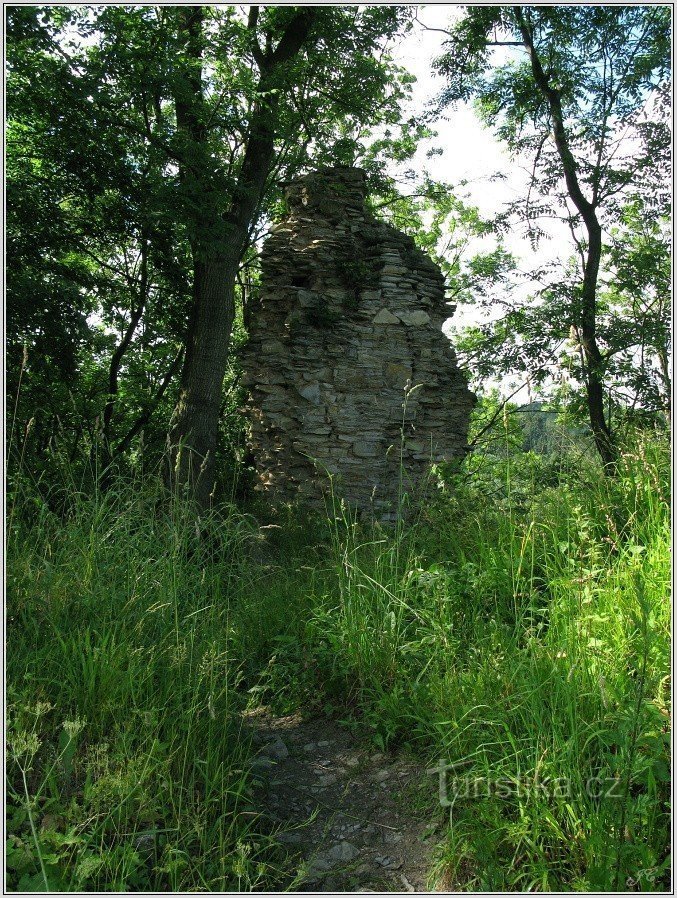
[393,6,519,216]
[393,7,669,402]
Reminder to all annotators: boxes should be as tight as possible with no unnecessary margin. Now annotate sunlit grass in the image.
[6,427,670,891]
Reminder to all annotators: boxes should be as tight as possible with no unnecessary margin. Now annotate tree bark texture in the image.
[167,253,239,505]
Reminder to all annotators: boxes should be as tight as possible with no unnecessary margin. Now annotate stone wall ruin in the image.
[241,166,476,517]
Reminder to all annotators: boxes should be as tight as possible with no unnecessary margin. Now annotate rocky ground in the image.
[243,709,445,892]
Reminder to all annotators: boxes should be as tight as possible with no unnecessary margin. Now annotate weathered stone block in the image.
[262,339,285,355]
[373,308,401,325]
[352,441,383,457]
[297,383,321,405]
[396,310,431,327]
[384,361,412,388]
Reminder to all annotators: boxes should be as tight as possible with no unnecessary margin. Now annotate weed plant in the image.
[6,470,293,891]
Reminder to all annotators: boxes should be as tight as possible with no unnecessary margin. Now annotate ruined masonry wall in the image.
[241,166,476,516]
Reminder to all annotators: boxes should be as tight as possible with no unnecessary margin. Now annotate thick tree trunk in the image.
[166,251,239,506]
[166,5,316,507]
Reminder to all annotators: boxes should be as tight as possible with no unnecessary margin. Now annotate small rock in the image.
[259,736,289,760]
[307,857,332,877]
[307,841,359,878]
[399,873,415,892]
[345,756,360,767]
[318,774,338,786]
[134,833,156,852]
[373,769,390,782]
[317,740,331,747]
[303,742,316,752]
[374,855,402,870]
[251,756,276,773]
[325,841,360,864]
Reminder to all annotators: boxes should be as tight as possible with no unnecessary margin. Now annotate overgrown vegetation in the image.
[7,406,669,891]
[6,4,671,892]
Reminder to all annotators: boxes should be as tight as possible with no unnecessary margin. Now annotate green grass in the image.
[6,427,670,891]
[6,485,293,891]
[310,431,671,891]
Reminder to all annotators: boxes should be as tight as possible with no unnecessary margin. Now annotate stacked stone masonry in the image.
[241,166,476,517]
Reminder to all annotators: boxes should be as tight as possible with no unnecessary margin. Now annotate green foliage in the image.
[6,481,300,891]
[305,423,670,891]
[5,9,672,888]
[6,5,421,488]
[365,174,516,314]
[6,5,191,479]
[599,198,671,419]
[436,5,671,424]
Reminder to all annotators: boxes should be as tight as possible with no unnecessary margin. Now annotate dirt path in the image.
[243,709,444,892]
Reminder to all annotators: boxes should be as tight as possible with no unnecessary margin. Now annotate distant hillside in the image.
[517,402,589,455]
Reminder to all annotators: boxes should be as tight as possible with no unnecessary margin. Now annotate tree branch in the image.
[247,6,266,68]
[103,229,150,446]
[269,7,316,68]
[413,12,452,38]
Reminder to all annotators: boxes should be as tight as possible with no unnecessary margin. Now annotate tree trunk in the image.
[166,251,240,506]
[165,5,316,507]
[514,6,617,471]
[579,221,616,468]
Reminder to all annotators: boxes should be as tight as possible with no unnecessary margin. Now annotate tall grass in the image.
[6,476,294,891]
[6,423,670,891]
[294,427,670,891]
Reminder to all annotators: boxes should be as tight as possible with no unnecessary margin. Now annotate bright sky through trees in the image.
[394,7,571,272]
[387,5,553,397]
[388,5,669,404]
